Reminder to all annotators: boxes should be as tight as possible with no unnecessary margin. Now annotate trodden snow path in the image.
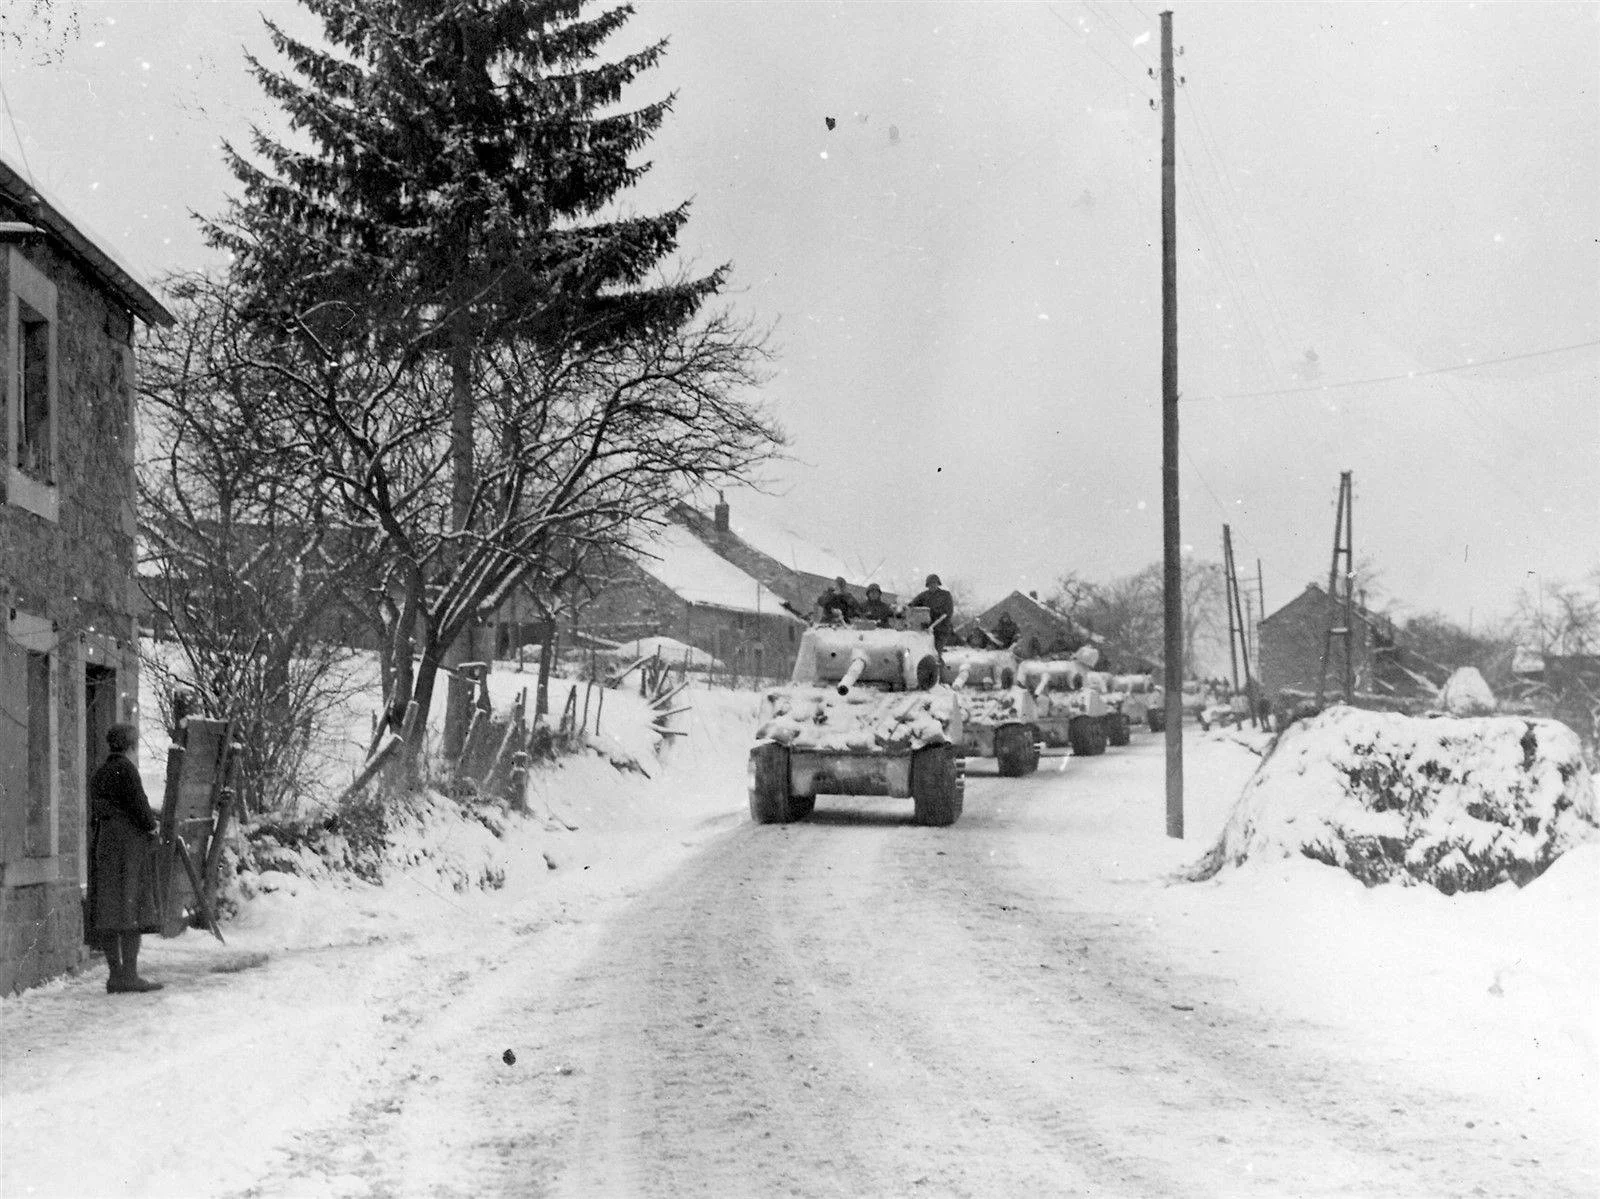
[4,731,1593,1197]
[345,745,1589,1199]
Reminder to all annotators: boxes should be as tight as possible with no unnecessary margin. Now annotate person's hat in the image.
[866,583,882,595]
[925,573,941,587]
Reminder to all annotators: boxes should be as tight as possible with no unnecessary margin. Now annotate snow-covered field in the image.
[2,667,1596,1196]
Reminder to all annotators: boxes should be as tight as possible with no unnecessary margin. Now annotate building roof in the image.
[636,523,803,620]
[980,589,1100,644]
[0,155,173,327]
[1261,582,1389,630]
[725,508,861,584]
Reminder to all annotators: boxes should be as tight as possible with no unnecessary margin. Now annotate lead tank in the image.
[749,625,965,826]
[940,648,1041,776]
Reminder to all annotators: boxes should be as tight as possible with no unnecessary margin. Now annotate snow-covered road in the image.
[4,728,1595,1198]
[523,756,1593,1199]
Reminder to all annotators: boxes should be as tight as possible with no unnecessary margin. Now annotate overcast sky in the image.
[7,0,1596,626]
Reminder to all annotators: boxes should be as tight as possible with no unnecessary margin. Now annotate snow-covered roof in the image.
[0,154,173,327]
[728,509,861,583]
[637,523,803,620]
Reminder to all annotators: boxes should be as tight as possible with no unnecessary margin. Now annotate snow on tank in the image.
[941,648,1034,724]
[755,626,959,753]
[1017,657,1109,719]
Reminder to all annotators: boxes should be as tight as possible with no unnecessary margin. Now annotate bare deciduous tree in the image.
[138,272,380,817]
[228,290,779,767]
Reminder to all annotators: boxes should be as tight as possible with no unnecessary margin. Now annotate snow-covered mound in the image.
[1439,667,1496,716]
[1192,706,1598,893]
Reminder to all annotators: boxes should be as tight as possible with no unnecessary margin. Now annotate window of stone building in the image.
[6,248,59,522]
[24,647,51,855]
[17,301,51,480]
[1,610,59,883]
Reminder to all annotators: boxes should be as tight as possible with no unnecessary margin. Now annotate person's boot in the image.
[104,942,127,993]
[107,932,163,993]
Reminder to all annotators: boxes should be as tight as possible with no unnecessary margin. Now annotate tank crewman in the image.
[859,583,895,626]
[816,576,860,624]
[909,573,956,648]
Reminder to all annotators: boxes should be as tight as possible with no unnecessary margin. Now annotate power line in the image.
[1041,2,1155,97]
[1080,0,1153,67]
[1175,145,1280,386]
[1178,442,1302,589]
[0,74,37,186]
[1180,85,1298,370]
[1184,339,1600,403]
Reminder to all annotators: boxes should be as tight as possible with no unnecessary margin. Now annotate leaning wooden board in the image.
[158,717,234,934]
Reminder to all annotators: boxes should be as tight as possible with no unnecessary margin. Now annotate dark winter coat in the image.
[86,754,161,940]
[860,597,895,626]
[817,588,859,624]
[910,586,955,643]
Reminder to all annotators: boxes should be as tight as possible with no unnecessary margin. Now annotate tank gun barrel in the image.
[837,649,869,695]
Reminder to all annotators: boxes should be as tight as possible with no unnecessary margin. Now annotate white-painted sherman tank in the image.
[749,625,965,826]
[939,648,1042,777]
[1017,653,1117,757]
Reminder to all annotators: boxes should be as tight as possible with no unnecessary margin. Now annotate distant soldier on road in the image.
[909,573,955,649]
[816,576,859,624]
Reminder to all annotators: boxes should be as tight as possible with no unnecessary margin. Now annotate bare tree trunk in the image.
[443,323,476,760]
[536,621,556,720]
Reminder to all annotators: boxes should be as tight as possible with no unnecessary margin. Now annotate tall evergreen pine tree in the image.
[211,0,724,756]
[214,0,715,349]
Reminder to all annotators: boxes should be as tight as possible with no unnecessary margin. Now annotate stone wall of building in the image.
[572,554,802,683]
[1,236,141,993]
[1258,585,1372,700]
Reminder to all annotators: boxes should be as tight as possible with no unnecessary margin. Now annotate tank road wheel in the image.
[995,725,1039,777]
[912,744,964,826]
[1147,708,1166,733]
[1107,712,1132,748]
[1068,715,1107,757]
[749,742,802,824]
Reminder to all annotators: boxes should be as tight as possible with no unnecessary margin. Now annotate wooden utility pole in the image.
[1223,524,1259,728]
[1160,10,1183,838]
[1316,470,1356,704]
[1223,527,1241,695]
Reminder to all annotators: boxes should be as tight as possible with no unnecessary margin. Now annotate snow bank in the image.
[1193,706,1599,892]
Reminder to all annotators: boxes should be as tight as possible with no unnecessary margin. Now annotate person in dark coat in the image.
[859,583,895,626]
[909,573,956,649]
[815,576,859,624]
[87,723,164,993]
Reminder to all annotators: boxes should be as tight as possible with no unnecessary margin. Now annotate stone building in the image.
[965,590,1103,662]
[670,495,894,617]
[1259,583,1446,710]
[0,159,173,992]
[486,496,876,683]
[570,522,805,682]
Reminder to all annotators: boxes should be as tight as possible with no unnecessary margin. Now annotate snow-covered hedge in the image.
[1191,706,1598,893]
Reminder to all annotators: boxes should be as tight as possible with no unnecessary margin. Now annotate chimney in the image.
[714,491,729,535]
